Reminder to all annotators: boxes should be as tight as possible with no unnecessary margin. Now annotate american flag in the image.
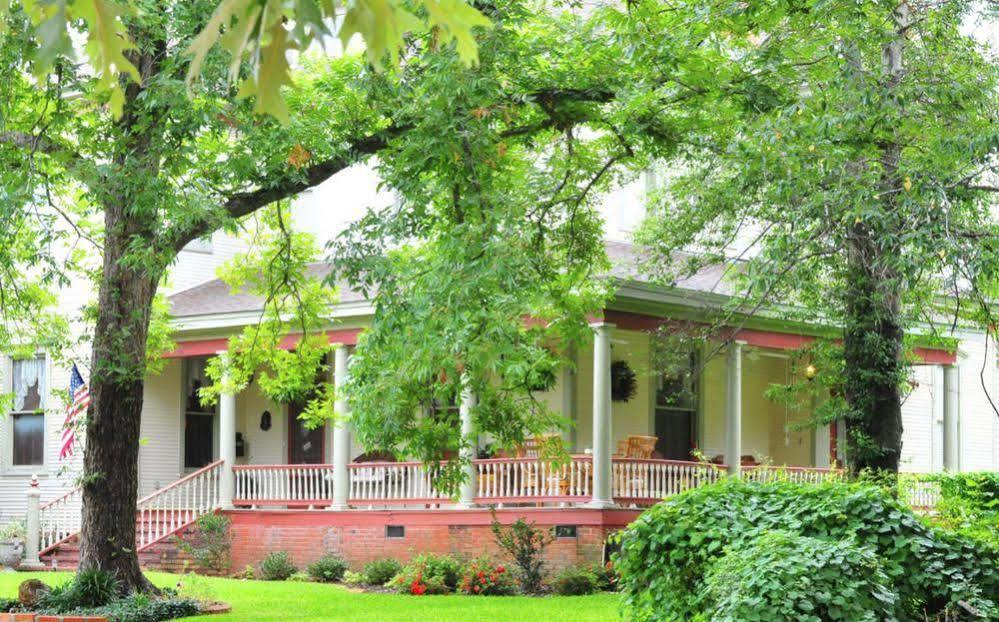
[60,364,90,460]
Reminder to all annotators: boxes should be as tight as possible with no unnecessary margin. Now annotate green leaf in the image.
[71,0,141,116]
[339,0,422,68]
[185,0,256,90]
[422,0,492,64]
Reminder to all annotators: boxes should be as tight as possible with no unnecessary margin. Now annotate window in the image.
[385,525,405,538]
[554,525,577,539]
[427,394,460,426]
[184,358,216,469]
[11,357,46,466]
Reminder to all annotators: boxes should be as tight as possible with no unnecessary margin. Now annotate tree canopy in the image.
[0,0,995,592]
[629,0,998,472]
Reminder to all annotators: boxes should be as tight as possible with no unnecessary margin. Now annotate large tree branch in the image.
[0,130,67,156]
[168,84,620,254]
[168,130,397,253]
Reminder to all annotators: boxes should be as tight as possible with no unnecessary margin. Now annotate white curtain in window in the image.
[13,357,46,412]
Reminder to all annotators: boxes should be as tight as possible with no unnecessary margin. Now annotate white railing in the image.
[234,464,333,507]
[613,459,725,503]
[900,477,942,509]
[224,458,900,509]
[39,487,83,553]
[476,457,592,502]
[743,465,845,485]
[349,462,448,504]
[136,460,223,550]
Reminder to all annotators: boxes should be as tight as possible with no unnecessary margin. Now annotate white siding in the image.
[237,382,285,466]
[138,360,184,495]
[168,231,249,295]
[955,333,997,471]
[900,366,935,473]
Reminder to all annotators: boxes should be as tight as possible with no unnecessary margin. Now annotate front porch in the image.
[145,307,961,513]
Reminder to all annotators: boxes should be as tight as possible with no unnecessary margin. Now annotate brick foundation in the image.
[222,507,641,572]
[0,615,107,622]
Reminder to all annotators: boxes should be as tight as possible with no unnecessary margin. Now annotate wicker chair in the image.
[625,435,658,459]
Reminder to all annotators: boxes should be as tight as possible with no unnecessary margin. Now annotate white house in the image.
[1,164,997,571]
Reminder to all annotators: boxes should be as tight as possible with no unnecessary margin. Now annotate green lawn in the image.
[1,572,622,622]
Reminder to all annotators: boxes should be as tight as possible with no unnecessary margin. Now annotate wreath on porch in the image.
[611,360,637,402]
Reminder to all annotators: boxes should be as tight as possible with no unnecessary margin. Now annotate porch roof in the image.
[167,241,736,319]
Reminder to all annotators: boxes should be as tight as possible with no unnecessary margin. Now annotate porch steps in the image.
[39,518,198,572]
[37,461,224,572]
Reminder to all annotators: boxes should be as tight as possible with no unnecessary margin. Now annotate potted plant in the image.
[0,520,25,570]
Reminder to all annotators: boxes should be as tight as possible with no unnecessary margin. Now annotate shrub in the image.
[458,557,516,595]
[259,551,297,581]
[922,472,999,551]
[0,520,25,541]
[342,570,365,586]
[307,555,348,583]
[74,567,124,608]
[590,561,619,592]
[287,572,312,582]
[490,513,554,594]
[175,512,231,573]
[614,479,999,622]
[389,554,462,595]
[0,598,16,612]
[40,568,123,611]
[390,569,449,596]
[235,565,255,580]
[552,567,598,596]
[704,531,898,621]
[172,571,216,603]
[363,558,403,585]
[83,594,200,622]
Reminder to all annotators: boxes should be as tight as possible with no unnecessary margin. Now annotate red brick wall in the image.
[220,508,639,573]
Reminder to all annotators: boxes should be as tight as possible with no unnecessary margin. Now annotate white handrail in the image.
[38,487,83,553]
[743,465,845,485]
[234,464,334,506]
[475,457,592,501]
[349,462,448,503]
[612,458,725,501]
[136,460,224,550]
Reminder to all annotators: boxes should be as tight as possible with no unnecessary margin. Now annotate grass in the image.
[0,571,622,622]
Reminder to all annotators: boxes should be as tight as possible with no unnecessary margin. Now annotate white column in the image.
[943,364,960,472]
[218,352,236,509]
[813,424,831,469]
[725,341,744,476]
[331,346,351,510]
[931,365,945,472]
[588,322,615,508]
[458,376,477,508]
[22,476,43,570]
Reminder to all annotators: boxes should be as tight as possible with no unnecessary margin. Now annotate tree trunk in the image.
[842,230,905,474]
[79,209,160,593]
[839,2,911,476]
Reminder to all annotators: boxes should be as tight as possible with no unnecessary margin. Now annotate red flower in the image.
[411,578,428,596]
[473,585,480,593]
[477,570,485,579]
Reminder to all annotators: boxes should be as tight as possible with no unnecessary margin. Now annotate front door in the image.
[655,410,694,460]
[654,351,698,461]
[288,402,326,464]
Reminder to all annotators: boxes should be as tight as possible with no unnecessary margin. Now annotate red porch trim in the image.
[602,309,956,365]
[164,328,363,358]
